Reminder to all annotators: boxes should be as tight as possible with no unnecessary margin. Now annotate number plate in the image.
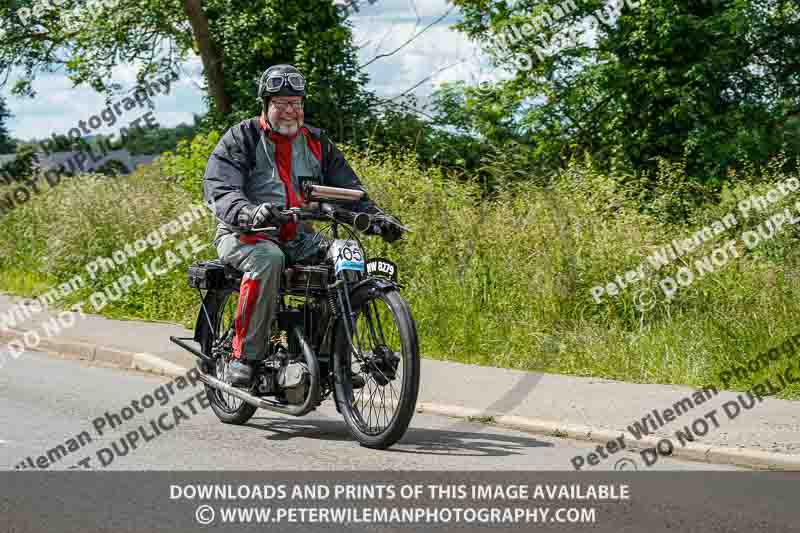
[366,258,398,282]
[328,240,365,275]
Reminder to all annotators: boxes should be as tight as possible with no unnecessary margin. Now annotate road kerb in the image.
[704,446,800,471]
[1,329,96,361]
[9,338,800,471]
[39,338,96,361]
[418,404,800,471]
[132,351,192,378]
[93,345,134,368]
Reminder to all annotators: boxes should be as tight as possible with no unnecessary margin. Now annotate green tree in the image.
[0,0,373,134]
[118,121,200,155]
[449,0,800,182]
[0,97,15,154]
[201,0,375,133]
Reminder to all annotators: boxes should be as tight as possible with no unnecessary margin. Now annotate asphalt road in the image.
[0,351,741,471]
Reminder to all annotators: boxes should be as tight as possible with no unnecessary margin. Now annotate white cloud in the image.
[3,62,207,140]
[354,10,491,102]
[347,0,453,20]
[3,1,492,140]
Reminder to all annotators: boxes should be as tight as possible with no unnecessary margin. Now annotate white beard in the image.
[273,119,300,137]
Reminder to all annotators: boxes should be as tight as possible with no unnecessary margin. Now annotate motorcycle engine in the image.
[277,362,310,404]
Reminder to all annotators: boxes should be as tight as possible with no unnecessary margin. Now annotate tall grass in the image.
[0,168,217,325]
[1,136,799,398]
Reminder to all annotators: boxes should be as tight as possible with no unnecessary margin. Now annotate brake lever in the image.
[374,214,412,233]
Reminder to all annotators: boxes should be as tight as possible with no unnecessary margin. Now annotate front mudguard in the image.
[341,276,402,337]
[349,276,402,298]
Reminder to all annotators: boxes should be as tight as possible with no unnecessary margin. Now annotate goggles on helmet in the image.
[263,72,306,93]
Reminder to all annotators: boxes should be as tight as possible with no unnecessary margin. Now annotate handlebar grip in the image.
[304,184,366,202]
[248,211,294,232]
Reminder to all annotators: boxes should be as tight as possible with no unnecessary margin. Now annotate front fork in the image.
[332,274,391,375]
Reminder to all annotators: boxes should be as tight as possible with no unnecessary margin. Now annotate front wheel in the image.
[334,287,420,449]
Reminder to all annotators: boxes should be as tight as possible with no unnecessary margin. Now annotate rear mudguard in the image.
[193,289,230,349]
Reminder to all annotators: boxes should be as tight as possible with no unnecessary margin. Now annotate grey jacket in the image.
[203,117,378,245]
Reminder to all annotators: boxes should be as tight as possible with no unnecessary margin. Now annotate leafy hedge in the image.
[1,133,799,398]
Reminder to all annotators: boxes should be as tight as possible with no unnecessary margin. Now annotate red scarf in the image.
[260,116,305,241]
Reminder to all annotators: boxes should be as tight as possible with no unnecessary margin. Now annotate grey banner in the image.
[3,472,799,533]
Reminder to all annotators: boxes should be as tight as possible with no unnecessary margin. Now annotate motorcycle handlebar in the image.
[248,203,409,235]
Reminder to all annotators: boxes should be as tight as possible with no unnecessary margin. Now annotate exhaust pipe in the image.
[196,372,319,416]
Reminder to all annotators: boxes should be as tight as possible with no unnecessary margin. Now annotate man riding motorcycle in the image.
[202,64,403,388]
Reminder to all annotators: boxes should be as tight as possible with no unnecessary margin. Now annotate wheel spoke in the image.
[352,310,370,363]
[359,309,393,387]
[363,302,383,346]
[369,299,387,345]
[378,383,388,427]
[366,376,379,427]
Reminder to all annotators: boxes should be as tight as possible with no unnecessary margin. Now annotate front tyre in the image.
[334,287,420,449]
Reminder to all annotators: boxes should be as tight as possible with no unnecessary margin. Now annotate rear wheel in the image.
[199,289,258,425]
[334,287,420,449]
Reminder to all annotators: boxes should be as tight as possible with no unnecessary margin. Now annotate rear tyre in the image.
[198,289,258,425]
[334,287,420,449]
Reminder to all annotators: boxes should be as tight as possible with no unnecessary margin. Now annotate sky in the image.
[2,0,499,142]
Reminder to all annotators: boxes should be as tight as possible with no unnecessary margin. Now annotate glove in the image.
[237,203,288,230]
[377,214,404,243]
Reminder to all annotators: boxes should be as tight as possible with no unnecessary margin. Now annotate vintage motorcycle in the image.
[170,184,420,449]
